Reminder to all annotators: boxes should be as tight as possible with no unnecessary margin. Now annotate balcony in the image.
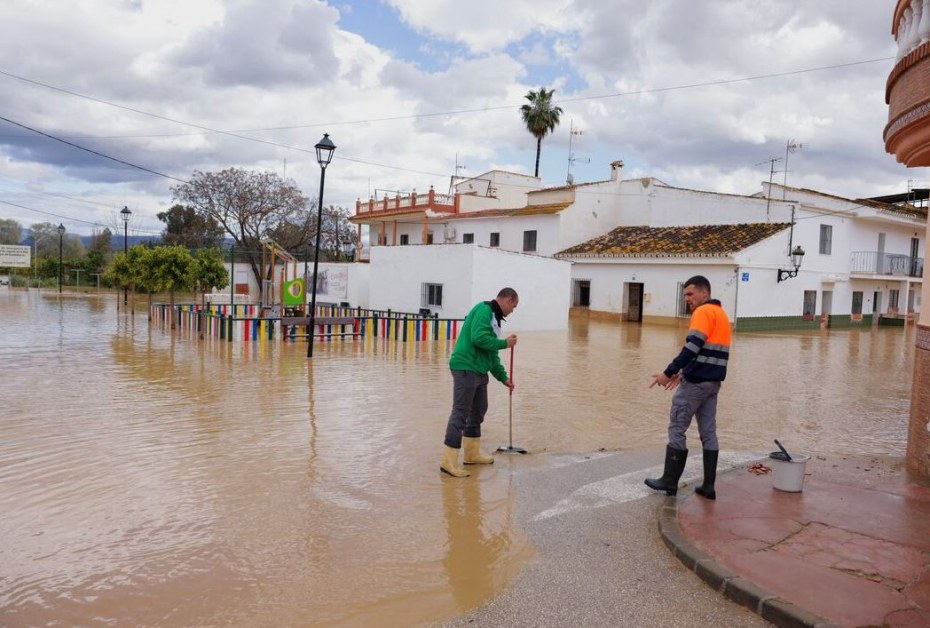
[354,187,458,218]
[850,251,924,277]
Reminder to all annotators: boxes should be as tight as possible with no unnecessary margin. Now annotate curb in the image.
[658,494,840,628]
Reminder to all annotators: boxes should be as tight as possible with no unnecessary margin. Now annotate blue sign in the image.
[741,272,750,282]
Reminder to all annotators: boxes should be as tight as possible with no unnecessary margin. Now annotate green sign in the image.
[283,278,306,306]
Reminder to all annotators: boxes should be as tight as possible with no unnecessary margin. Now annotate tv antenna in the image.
[755,156,783,219]
[782,140,803,198]
[449,152,467,194]
[566,120,589,185]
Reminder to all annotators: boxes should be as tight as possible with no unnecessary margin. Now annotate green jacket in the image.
[449,300,509,383]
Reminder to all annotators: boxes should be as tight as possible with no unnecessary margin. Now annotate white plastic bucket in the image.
[771,454,810,492]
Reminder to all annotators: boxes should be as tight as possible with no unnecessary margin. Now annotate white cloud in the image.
[0,0,916,235]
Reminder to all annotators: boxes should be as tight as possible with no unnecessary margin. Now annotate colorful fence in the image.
[149,303,462,345]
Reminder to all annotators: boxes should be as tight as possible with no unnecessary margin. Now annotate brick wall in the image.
[907,324,930,477]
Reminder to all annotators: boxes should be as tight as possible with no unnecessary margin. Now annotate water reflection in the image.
[0,291,914,626]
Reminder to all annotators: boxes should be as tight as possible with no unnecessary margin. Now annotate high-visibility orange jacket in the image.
[663,299,731,383]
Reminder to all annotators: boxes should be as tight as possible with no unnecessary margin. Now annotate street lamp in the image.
[308,133,336,358]
[121,205,132,306]
[57,223,65,294]
[777,245,806,282]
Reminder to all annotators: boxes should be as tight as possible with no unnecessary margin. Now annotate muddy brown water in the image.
[0,292,914,626]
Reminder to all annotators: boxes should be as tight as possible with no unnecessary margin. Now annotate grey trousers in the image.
[444,370,489,448]
[667,379,721,451]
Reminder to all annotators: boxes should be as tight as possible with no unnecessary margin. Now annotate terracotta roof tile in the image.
[555,223,791,258]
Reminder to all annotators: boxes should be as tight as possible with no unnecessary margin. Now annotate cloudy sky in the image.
[0,0,916,238]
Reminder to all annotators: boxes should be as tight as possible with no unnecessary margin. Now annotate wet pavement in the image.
[445,451,930,628]
[668,453,930,627]
[443,448,770,628]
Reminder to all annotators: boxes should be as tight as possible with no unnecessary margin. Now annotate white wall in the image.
[569,258,737,319]
[369,244,570,330]
[471,246,571,331]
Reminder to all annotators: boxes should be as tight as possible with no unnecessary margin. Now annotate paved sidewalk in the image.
[662,454,930,627]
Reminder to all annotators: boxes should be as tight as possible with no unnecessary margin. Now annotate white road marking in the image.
[532,451,764,521]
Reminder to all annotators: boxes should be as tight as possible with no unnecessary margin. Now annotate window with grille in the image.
[851,291,863,315]
[422,283,443,308]
[462,233,474,243]
[819,224,832,255]
[489,232,500,247]
[400,234,409,245]
[523,230,537,252]
[675,281,689,317]
[803,290,817,318]
[889,289,900,311]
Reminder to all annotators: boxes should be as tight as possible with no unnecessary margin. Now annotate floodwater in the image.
[0,291,915,626]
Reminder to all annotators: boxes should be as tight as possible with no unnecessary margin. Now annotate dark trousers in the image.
[444,370,489,448]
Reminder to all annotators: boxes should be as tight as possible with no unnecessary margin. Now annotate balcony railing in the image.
[355,186,457,216]
[850,251,924,277]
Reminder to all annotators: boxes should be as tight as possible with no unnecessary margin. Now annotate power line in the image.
[0,115,188,184]
[0,198,163,234]
[0,58,894,136]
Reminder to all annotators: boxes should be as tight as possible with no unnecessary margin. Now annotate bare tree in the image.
[171,168,311,296]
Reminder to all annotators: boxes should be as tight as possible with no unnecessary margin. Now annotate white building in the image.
[342,164,926,331]
[369,244,571,332]
[556,183,926,330]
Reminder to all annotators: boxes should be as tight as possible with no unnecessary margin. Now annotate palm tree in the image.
[520,87,563,178]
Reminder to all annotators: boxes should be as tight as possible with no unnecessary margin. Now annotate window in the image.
[399,234,409,245]
[523,230,537,252]
[676,281,690,318]
[851,291,863,315]
[803,290,817,319]
[819,224,832,255]
[426,231,434,244]
[889,289,900,312]
[489,232,500,247]
[422,283,443,308]
[572,280,590,307]
[462,233,474,243]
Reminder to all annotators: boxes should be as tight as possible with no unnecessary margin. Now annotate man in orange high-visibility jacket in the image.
[645,275,731,500]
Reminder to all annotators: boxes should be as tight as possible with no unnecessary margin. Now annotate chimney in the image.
[610,160,624,181]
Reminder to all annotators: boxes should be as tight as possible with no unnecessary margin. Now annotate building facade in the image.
[886,0,930,479]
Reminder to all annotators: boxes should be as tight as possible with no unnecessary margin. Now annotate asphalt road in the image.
[441,448,771,628]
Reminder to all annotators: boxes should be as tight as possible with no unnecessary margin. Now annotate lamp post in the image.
[121,205,132,306]
[777,245,806,282]
[56,223,65,294]
[308,133,336,358]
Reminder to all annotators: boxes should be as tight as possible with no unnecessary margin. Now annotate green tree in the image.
[145,245,197,328]
[0,219,22,245]
[171,168,311,297]
[520,87,563,178]
[157,204,226,248]
[84,228,113,286]
[103,245,150,307]
[192,248,229,338]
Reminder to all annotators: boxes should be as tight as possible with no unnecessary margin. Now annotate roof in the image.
[555,223,791,258]
[445,202,571,221]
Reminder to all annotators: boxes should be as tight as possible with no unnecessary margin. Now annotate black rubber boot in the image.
[644,445,688,496]
[695,449,719,500]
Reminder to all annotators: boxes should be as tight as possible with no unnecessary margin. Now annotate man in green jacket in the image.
[441,288,519,477]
